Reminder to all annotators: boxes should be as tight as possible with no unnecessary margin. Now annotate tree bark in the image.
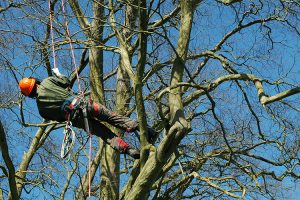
[124,1,195,199]
[68,1,110,198]
[89,0,105,103]
[135,0,149,169]
[0,120,19,200]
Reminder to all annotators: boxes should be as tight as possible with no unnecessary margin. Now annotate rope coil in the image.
[60,122,76,159]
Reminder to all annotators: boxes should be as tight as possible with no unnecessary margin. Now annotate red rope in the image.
[49,0,93,198]
[88,127,92,198]
[48,0,57,69]
[60,0,92,198]
[60,0,83,94]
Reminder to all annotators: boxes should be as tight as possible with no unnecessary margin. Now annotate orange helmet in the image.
[19,77,37,96]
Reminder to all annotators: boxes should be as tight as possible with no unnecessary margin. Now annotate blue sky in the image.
[0,0,300,199]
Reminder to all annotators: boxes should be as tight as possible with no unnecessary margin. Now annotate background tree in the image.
[0,0,300,199]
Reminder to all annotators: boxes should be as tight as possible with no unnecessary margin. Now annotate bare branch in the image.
[0,120,18,199]
[0,3,23,13]
[68,0,90,35]
[217,0,242,5]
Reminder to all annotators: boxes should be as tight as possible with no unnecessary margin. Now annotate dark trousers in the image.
[69,100,138,152]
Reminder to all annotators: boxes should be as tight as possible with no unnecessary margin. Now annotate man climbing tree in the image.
[1,0,300,199]
[18,68,155,159]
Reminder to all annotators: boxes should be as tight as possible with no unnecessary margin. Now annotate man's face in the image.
[28,83,38,98]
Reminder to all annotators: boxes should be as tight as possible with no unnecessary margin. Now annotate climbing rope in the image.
[48,0,57,69]
[48,0,93,198]
[60,0,83,94]
[48,0,77,160]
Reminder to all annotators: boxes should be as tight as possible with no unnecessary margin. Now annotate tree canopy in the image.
[0,0,300,199]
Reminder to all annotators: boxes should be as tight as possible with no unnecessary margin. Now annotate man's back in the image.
[36,76,73,122]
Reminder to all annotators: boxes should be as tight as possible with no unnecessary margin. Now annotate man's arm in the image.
[51,68,71,89]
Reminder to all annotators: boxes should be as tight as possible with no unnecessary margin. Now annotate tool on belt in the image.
[60,121,76,159]
[60,96,84,159]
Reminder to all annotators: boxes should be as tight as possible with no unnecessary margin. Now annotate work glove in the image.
[52,68,62,77]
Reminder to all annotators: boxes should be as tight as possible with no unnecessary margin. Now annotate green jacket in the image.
[36,75,74,122]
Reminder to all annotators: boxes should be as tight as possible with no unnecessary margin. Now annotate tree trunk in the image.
[135,0,149,169]
[101,1,139,199]
[124,1,195,199]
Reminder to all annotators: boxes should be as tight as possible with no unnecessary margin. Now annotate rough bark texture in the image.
[124,1,195,199]
[169,0,193,125]
[89,11,104,103]
[135,0,149,169]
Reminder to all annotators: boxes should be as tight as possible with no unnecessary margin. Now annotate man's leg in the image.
[71,112,140,159]
[90,120,140,159]
[87,100,157,143]
[87,100,139,132]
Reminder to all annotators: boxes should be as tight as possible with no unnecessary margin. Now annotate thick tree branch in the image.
[108,0,136,84]
[254,81,300,105]
[12,124,55,198]
[68,0,90,35]
[70,49,89,86]
[125,1,196,199]
[149,6,180,30]
[0,120,18,200]
[181,74,300,107]
[136,0,150,167]
[195,174,241,198]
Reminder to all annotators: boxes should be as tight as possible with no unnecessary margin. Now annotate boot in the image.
[126,147,140,159]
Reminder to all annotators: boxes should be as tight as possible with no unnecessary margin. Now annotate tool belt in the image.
[62,96,92,136]
[62,96,84,120]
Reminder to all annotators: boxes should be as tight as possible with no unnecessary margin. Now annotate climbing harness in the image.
[60,96,82,159]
